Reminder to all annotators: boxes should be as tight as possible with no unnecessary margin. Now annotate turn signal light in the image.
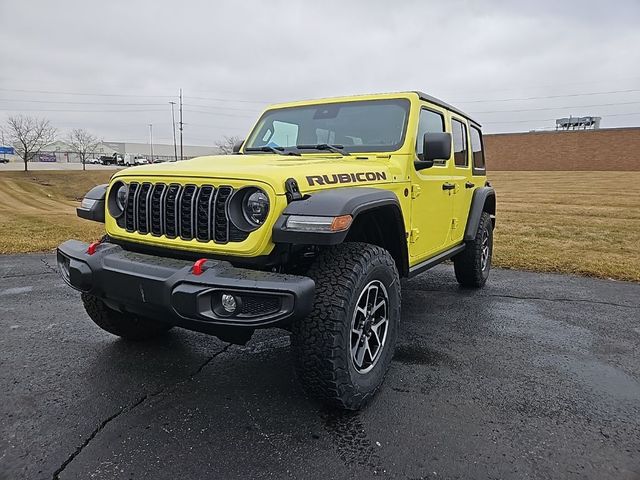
[330,215,353,232]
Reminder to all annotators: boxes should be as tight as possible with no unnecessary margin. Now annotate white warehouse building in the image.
[1,141,220,164]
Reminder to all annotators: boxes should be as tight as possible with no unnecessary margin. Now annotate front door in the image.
[409,107,454,263]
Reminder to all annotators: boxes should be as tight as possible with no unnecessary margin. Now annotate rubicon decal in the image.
[306,172,387,186]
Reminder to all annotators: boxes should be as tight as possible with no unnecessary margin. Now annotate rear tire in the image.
[81,293,173,340]
[454,211,493,288]
[291,243,400,410]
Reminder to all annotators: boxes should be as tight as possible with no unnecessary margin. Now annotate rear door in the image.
[449,116,474,243]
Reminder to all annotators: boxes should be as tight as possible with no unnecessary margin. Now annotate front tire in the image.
[81,293,173,340]
[291,243,400,410]
[453,211,493,288]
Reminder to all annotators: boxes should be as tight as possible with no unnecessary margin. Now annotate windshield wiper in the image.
[244,146,300,156]
[296,144,351,156]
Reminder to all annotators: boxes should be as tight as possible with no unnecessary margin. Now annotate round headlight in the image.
[116,184,128,211]
[243,190,269,226]
[107,181,128,219]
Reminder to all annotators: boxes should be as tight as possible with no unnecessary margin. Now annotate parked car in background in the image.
[121,155,148,167]
[100,155,118,166]
[86,158,101,165]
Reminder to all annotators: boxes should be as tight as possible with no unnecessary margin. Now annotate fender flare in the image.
[272,187,404,246]
[464,187,496,241]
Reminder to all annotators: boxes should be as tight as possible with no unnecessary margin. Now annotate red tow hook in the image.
[192,258,208,276]
[87,240,101,255]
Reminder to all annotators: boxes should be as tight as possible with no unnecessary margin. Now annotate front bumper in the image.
[57,240,315,333]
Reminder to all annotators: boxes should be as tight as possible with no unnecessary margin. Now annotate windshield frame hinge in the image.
[285,177,303,203]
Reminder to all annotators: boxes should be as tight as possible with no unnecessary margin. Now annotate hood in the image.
[112,153,405,195]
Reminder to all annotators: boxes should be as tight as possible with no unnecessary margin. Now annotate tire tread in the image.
[291,242,400,410]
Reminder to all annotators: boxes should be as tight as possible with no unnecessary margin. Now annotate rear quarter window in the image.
[451,118,468,168]
[470,125,485,173]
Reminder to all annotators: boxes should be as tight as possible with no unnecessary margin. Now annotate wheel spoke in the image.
[366,284,378,313]
[351,328,363,346]
[351,341,361,365]
[371,299,386,315]
[355,339,367,366]
[370,325,382,346]
[349,279,390,374]
[371,315,387,329]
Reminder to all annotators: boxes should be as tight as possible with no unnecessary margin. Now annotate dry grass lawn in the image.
[0,171,114,254]
[488,171,640,282]
[0,170,638,281]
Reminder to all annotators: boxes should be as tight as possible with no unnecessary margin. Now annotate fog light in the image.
[221,294,237,313]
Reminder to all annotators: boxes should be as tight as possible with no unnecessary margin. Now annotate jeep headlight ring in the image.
[107,181,128,218]
[243,189,269,226]
[228,187,270,232]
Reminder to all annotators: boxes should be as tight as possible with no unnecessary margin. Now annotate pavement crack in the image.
[479,292,639,309]
[403,288,639,309]
[40,256,58,275]
[189,343,231,379]
[51,343,230,480]
[51,395,148,480]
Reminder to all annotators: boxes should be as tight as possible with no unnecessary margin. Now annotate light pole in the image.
[169,101,178,162]
[179,88,184,160]
[148,123,154,163]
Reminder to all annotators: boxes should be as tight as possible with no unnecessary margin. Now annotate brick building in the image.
[484,127,640,171]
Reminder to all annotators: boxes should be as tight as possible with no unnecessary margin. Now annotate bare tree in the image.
[4,115,57,172]
[214,135,242,155]
[67,128,100,171]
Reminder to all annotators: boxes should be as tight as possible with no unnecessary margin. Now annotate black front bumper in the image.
[57,240,315,334]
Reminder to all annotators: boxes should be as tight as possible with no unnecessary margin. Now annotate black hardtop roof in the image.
[413,91,480,127]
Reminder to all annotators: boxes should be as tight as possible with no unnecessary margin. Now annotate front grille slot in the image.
[125,182,139,232]
[137,183,152,234]
[122,182,246,244]
[196,185,214,241]
[214,186,232,243]
[179,184,197,239]
[150,183,166,235]
[164,184,181,238]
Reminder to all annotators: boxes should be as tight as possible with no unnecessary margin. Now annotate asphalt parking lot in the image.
[1,254,639,480]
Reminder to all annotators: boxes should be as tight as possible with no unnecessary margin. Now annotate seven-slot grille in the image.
[119,182,248,244]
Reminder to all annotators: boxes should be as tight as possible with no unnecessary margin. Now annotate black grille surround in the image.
[117,182,249,244]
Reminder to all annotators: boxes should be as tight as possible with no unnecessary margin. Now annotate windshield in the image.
[244,99,410,154]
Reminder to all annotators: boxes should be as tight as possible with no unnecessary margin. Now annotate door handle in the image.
[465,181,475,189]
[442,183,455,191]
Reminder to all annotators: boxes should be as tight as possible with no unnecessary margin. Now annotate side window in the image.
[451,118,468,168]
[416,108,445,165]
[470,126,485,171]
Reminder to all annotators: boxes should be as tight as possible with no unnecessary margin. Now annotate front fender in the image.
[272,187,402,245]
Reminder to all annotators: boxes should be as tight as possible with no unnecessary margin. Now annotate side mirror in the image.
[415,132,452,170]
[232,140,244,154]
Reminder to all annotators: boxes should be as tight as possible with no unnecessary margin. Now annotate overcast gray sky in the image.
[1,0,639,146]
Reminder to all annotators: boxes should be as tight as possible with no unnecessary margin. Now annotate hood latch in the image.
[285,178,303,203]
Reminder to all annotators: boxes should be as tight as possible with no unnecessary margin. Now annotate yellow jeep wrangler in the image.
[58,91,496,409]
